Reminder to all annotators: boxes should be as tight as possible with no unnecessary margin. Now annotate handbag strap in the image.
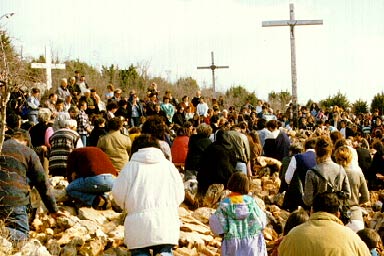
[310,168,339,191]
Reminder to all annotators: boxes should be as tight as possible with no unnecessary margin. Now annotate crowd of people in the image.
[2,71,384,255]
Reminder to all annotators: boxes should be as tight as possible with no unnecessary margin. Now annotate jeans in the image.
[66,174,115,206]
[80,134,87,147]
[130,244,173,256]
[235,162,247,175]
[131,117,141,127]
[0,205,29,241]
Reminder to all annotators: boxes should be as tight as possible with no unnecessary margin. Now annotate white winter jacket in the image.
[112,147,185,249]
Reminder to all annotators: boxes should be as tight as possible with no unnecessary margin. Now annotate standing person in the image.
[128,94,144,127]
[303,135,351,208]
[76,100,92,147]
[26,87,41,124]
[0,131,60,241]
[97,117,131,172]
[209,172,267,256]
[112,134,184,256]
[278,192,370,256]
[161,96,175,125]
[66,147,118,209]
[283,138,317,211]
[196,97,209,117]
[335,146,369,232]
[184,123,212,179]
[197,129,236,196]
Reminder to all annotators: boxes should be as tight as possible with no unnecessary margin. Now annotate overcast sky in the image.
[2,0,384,104]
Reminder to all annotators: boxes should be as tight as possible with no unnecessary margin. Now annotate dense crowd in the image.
[2,70,384,256]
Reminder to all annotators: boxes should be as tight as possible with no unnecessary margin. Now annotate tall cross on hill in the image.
[197,51,229,99]
[31,46,66,90]
[262,3,323,123]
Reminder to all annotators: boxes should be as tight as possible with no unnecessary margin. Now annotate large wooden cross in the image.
[262,3,322,122]
[197,51,229,99]
[31,46,66,90]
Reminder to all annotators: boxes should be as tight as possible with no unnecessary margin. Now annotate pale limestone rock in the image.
[14,239,51,256]
[78,207,107,224]
[79,219,99,234]
[0,236,13,255]
[46,239,61,256]
[191,207,215,224]
[106,225,125,248]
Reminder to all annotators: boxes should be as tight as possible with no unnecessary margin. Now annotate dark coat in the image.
[197,131,236,195]
[184,134,212,173]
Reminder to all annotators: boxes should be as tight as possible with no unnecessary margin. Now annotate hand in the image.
[49,211,67,219]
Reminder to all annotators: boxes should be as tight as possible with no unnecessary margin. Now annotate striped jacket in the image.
[0,139,58,213]
[49,128,80,176]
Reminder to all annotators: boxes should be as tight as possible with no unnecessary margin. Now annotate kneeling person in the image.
[66,147,118,209]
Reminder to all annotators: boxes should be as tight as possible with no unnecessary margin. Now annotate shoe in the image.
[92,195,111,210]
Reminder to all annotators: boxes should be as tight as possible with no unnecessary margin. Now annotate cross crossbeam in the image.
[262,3,323,123]
[197,51,229,99]
[31,46,66,90]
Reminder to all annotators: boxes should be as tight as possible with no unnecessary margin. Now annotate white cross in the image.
[262,4,323,122]
[31,46,66,90]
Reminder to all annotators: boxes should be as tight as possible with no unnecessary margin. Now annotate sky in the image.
[2,0,384,104]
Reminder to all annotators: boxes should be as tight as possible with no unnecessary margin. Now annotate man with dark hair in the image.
[0,131,60,241]
[283,138,317,211]
[279,192,370,256]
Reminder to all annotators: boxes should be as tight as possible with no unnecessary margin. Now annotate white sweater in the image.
[112,147,185,249]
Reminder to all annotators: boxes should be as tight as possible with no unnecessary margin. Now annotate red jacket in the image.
[66,147,118,183]
[171,136,189,164]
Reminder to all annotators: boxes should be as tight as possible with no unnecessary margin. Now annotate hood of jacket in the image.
[130,147,166,164]
[224,193,253,220]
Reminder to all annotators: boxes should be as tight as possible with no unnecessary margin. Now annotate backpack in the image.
[310,168,351,225]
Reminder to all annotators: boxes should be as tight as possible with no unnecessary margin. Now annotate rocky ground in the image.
[2,174,384,256]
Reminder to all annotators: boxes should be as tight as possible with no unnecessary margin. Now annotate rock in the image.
[14,239,51,256]
[46,239,61,256]
[78,207,108,224]
[106,225,125,248]
[0,236,13,255]
[191,207,215,224]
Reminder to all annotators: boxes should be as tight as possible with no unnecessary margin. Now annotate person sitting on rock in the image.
[66,147,118,210]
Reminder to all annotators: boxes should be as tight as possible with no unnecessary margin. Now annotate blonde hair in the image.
[334,146,352,167]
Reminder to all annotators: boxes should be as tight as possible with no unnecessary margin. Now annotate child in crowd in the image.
[357,228,381,256]
[209,172,267,256]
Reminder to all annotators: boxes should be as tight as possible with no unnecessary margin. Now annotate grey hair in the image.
[38,108,52,123]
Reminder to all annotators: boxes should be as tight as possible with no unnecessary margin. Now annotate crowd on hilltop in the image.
[2,70,384,255]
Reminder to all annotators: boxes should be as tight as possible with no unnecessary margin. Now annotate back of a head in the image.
[130,134,160,156]
[312,192,340,214]
[283,208,309,235]
[304,138,317,150]
[107,117,123,131]
[315,135,333,159]
[357,228,381,249]
[334,145,352,167]
[6,113,21,129]
[227,172,249,195]
[141,115,165,140]
[196,123,212,138]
